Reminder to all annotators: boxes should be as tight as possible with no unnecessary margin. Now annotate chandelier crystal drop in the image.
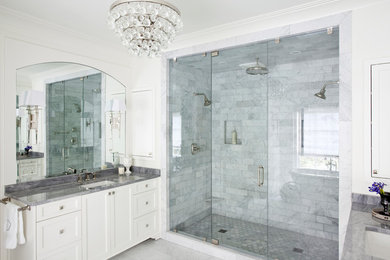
[108,0,183,57]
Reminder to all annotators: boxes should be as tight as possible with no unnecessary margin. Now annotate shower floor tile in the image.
[177,214,338,260]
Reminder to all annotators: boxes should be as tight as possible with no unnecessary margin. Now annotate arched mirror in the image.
[16,62,126,182]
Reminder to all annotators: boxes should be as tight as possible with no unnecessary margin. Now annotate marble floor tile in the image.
[176,214,338,260]
[110,239,222,260]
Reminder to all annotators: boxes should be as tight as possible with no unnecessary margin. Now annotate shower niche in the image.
[224,120,242,145]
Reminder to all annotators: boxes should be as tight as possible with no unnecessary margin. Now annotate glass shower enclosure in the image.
[46,73,102,176]
[168,28,340,260]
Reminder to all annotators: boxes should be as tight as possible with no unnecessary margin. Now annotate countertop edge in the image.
[5,173,160,206]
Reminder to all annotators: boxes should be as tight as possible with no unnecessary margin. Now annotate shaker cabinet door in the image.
[110,185,132,256]
[82,190,111,260]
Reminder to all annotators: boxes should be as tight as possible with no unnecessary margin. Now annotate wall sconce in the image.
[19,90,45,145]
[105,99,126,131]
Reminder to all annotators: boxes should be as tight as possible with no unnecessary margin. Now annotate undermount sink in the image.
[81,180,117,190]
[365,228,390,259]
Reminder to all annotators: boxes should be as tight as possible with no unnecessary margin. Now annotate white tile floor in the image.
[110,239,222,260]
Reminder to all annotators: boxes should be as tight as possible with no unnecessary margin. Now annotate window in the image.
[171,112,182,158]
[298,107,339,171]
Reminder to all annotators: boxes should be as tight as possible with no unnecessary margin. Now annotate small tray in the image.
[372,208,390,222]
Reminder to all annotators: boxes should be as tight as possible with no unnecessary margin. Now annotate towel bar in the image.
[1,197,31,211]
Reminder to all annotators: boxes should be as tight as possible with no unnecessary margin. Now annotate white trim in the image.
[0,6,121,51]
[174,0,341,44]
[163,12,347,60]
[163,232,264,260]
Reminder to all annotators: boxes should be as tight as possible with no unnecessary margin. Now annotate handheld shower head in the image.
[193,92,212,106]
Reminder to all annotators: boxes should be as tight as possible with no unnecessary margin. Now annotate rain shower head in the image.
[193,92,211,106]
[314,81,339,100]
[246,58,268,75]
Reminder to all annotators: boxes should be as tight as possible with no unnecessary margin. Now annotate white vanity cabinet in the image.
[132,178,160,244]
[82,185,132,260]
[11,196,83,260]
[10,177,161,260]
[17,158,44,182]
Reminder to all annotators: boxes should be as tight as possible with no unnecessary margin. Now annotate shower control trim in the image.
[191,143,200,155]
[258,165,264,187]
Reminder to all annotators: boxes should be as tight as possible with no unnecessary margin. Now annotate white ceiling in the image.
[0,0,337,44]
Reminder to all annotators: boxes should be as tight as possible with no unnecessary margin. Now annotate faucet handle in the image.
[77,174,83,183]
[80,168,87,173]
[92,172,97,180]
[67,167,77,174]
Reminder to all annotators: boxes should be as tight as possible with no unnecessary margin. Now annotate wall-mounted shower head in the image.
[193,92,212,106]
[246,58,268,75]
[314,81,339,100]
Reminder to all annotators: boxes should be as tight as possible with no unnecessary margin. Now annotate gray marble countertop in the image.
[17,152,44,160]
[342,199,390,260]
[5,172,160,206]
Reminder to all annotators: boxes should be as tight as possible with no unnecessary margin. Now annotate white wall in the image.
[351,1,390,195]
[149,0,389,196]
[128,57,161,169]
[0,7,137,259]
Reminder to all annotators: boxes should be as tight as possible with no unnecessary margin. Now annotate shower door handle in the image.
[258,165,264,187]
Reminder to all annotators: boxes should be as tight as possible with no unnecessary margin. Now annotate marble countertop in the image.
[342,200,390,260]
[5,172,160,206]
[17,152,44,160]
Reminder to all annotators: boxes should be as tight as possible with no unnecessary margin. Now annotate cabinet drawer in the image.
[133,179,157,194]
[39,241,82,260]
[37,211,81,256]
[133,211,157,241]
[37,197,81,221]
[19,162,37,176]
[133,190,157,218]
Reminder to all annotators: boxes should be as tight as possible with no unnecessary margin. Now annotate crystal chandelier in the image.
[107,0,183,57]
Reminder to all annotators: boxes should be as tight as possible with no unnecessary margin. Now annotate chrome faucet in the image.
[80,169,96,181]
[326,158,337,171]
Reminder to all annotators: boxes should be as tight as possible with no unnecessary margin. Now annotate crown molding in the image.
[173,0,341,43]
[0,6,122,51]
[170,0,383,49]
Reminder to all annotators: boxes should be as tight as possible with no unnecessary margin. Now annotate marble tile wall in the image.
[46,74,102,175]
[211,67,268,225]
[210,30,340,241]
[162,12,352,260]
[168,58,213,229]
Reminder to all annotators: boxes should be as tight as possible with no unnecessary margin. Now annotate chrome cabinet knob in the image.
[373,169,378,175]
[59,205,64,210]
